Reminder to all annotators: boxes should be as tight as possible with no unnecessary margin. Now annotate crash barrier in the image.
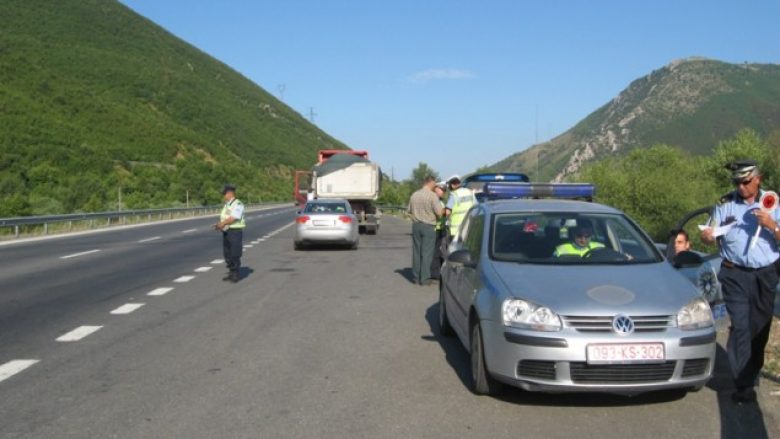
[375,204,407,213]
[0,203,283,240]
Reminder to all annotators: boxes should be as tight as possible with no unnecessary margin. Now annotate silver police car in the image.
[439,183,716,396]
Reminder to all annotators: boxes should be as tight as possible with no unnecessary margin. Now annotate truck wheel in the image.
[367,226,378,235]
[471,321,503,396]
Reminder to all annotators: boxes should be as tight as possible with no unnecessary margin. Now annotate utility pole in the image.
[307,107,317,123]
[277,84,286,102]
[118,187,122,211]
[186,190,189,208]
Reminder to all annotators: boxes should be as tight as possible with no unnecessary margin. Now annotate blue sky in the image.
[121,0,780,180]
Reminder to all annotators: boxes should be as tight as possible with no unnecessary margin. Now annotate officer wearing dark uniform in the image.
[701,160,779,404]
[214,184,245,283]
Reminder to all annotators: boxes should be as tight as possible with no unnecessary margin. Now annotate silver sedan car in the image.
[294,199,359,250]
[439,192,716,396]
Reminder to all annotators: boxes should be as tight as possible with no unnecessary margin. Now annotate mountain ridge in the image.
[490,58,780,181]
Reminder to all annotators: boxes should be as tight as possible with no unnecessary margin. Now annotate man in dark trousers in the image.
[214,184,245,283]
[701,160,779,404]
[407,176,443,286]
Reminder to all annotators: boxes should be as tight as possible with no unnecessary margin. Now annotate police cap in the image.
[446,174,461,185]
[725,160,759,181]
[221,184,236,194]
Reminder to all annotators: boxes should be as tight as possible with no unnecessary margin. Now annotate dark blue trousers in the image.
[718,264,777,389]
[222,229,243,274]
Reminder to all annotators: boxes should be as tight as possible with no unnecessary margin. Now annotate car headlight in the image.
[676,297,713,330]
[502,299,562,332]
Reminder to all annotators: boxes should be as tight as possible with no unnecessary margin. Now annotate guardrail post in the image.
[14,225,19,238]
[148,213,152,222]
[107,217,111,227]
[68,220,73,232]
[43,223,48,235]
[89,219,94,229]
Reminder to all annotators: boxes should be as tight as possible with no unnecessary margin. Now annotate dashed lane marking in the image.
[182,228,197,233]
[60,249,101,259]
[194,266,213,273]
[210,259,224,264]
[56,325,103,342]
[174,275,195,283]
[110,303,145,315]
[244,245,253,248]
[147,287,174,296]
[0,360,39,384]
[138,236,161,243]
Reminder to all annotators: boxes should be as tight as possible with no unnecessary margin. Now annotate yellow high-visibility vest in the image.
[220,198,246,229]
[448,187,476,236]
[554,241,604,257]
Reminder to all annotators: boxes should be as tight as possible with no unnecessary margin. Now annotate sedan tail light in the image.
[338,215,353,223]
[296,216,310,224]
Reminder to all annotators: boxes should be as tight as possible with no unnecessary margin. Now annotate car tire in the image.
[470,321,503,396]
[350,241,359,250]
[294,241,303,251]
[438,284,454,337]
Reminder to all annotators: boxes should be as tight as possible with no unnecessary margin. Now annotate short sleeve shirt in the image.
[408,188,441,225]
[712,190,780,268]
[226,199,244,220]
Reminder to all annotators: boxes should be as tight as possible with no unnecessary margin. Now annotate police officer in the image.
[430,181,447,279]
[444,175,476,239]
[214,184,246,283]
[701,160,779,404]
[553,219,604,257]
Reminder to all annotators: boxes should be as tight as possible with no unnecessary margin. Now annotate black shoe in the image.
[229,273,240,283]
[421,279,435,286]
[731,387,757,404]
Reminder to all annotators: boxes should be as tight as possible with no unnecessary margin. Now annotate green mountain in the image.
[490,58,780,182]
[0,0,347,216]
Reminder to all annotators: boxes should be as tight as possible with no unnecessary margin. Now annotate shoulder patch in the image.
[718,192,735,204]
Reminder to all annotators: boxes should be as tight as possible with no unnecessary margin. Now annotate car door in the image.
[453,210,485,323]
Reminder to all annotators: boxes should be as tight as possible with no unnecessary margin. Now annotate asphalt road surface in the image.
[0,213,778,438]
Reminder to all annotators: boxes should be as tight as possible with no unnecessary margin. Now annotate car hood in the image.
[490,261,702,316]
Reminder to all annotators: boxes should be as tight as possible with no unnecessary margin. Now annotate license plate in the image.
[712,303,728,320]
[313,220,333,226]
[586,343,665,364]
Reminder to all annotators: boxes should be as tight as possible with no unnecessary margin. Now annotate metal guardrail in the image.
[0,203,281,238]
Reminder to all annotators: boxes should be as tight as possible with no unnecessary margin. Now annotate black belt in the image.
[721,260,771,272]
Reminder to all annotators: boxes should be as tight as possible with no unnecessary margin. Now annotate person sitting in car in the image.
[553,219,604,257]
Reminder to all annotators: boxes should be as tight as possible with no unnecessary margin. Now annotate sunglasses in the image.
[732,178,754,186]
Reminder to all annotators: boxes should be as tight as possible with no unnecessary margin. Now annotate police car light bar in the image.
[483,182,596,200]
[464,173,530,183]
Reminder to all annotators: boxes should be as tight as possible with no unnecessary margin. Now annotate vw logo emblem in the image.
[612,314,634,335]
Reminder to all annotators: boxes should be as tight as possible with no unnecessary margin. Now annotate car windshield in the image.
[489,212,662,264]
[304,203,348,214]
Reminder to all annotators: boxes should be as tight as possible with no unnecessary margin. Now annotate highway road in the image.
[0,212,778,438]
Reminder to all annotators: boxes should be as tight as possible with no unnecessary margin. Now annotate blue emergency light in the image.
[482,182,596,200]
[464,173,530,183]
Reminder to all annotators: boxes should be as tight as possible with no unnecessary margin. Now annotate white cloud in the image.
[408,68,476,83]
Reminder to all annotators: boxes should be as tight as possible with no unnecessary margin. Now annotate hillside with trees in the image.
[0,0,348,217]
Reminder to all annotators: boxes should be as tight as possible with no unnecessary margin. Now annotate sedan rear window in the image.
[490,212,662,264]
[304,203,348,214]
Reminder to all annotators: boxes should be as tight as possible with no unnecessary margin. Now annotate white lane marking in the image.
[110,303,145,315]
[174,275,195,283]
[194,266,213,273]
[181,228,197,234]
[244,245,253,248]
[56,325,103,342]
[60,249,101,259]
[0,360,40,384]
[210,259,224,264]
[138,236,161,243]
[147,287,174,296]
[258,238,266,242]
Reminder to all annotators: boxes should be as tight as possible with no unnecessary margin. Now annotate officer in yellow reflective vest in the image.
[214,184,246,283]
[553,219,604,257]
[444,175,476,239]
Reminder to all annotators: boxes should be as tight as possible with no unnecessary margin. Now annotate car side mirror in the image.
[448,249,476,268]
[672,250,704,269]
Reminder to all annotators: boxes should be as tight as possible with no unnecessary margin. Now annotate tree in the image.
[410,162,439,188]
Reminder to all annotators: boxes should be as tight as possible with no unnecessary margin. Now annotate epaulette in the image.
[718,192,736,204]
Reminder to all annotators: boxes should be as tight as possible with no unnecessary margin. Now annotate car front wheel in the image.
[470,321,503,396]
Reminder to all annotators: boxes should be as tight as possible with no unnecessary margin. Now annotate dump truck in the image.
[293,150,381,234]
